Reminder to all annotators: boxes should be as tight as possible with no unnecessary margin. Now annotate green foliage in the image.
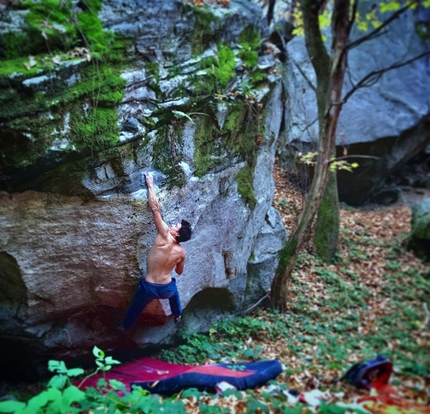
[0,346,190,414]
[213,43,236,88]
[152,126,186,189]
[0,0,132,175]
[160,318,271,365]
[71,107,120,151]
[188,5,221,56]
[145,61,160,83]
[298,152,358,172]
[238,25,261,68]
[0,355,87,413]
[292,0,429,38]
[237,164,256,209]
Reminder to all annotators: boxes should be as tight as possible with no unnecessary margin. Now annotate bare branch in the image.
[234,292,270,316]
[347,0,418,50]
[341,50,430,104]
[349,0,359,31]
[292,58,316,92]
[330,155,379,162]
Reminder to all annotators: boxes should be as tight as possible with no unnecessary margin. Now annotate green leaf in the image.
[48,360,61,373]
[26,392,49,411]
[319,401,350,414]
[109,379,127,392]
[284,406,304,414]
[181,388,202,398]
[104,357,121,365]
[171,110,195,125]
[48,375,67,390]
[97,378,108,388]
[93,346,105,359]
[48,360,68,374]
[62,385,86,404]
[242,348,258,358]
[66,368,84,377]
[0,400,26,413]
[45,387,62,401]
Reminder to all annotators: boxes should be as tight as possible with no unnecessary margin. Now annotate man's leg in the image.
[168,279,182,322]
[122,282,153,331]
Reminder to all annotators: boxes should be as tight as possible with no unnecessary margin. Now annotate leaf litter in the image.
[174,159,430,413]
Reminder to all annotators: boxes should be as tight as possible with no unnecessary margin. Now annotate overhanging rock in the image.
[0,0,287,379]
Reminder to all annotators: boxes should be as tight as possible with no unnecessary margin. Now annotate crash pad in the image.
[78,357,283,395]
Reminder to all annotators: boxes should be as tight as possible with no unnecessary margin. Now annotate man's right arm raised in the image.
[145,173,168,236]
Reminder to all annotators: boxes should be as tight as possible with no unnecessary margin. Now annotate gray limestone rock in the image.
[279,4,430,205]
[0,0,287,379]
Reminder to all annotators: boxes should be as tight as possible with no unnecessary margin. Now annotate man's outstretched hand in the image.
[144,172,154,188]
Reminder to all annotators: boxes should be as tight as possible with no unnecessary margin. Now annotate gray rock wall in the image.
[279,3,430,205]
[0,0,287,378]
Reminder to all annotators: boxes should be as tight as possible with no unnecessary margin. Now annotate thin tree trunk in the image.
[315,170,340,262]
[270,0,351,310]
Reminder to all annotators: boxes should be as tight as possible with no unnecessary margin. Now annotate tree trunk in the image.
[270,0,351,310]
[314,170,340,262]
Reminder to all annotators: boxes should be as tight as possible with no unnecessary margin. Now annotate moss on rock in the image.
[0,0,131,180]
[152,123,186,189]
[238,25,261,69]
[186,4,221,56]
[191,97,267,208]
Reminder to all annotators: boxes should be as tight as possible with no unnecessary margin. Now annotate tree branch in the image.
[301,0,331,84]
[349,0,359,31]
[346,0,418,50]
[292,58,316,92]
[330,155,379,162]
[341,50,430,104]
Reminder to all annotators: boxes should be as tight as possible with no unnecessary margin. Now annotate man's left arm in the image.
[175,259,184,275]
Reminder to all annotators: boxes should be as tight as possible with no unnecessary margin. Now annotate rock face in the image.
[278,3,430,205]
[409,198,430,260]
[0,0,287,379]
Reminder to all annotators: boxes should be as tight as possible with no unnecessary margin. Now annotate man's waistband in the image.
[143,278,176,287]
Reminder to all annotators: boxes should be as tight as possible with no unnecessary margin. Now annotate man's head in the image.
[172,219,192,243]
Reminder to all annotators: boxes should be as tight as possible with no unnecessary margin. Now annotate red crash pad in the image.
[77,357,283,395]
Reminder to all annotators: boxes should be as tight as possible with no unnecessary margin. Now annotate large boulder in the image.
[409,198,430,260]
[278,3,430,205]
[0,0,287,379]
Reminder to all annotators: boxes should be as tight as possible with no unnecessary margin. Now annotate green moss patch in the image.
[186,4,221,56]
[0,0,132,175]
[192,99,267,208]
[152,124,186,189]
[238,25,261,68]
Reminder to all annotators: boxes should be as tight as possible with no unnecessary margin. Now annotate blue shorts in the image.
[123,278,182,330]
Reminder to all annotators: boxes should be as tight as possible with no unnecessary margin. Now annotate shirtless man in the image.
[121,172,192,331]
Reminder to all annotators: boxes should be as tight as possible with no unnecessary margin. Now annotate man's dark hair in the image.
[177,219,192,243]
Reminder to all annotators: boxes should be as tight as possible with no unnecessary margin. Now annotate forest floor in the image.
[160,160,430,413]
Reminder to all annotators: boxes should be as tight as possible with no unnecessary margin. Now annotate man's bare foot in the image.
[174,316,181,324]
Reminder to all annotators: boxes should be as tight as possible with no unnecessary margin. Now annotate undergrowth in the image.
[1,221,428,413]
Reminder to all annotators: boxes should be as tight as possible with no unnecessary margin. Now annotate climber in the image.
[121,172,192,331]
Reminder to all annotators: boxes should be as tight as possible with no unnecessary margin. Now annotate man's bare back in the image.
[146,233,186,284]
[144,173,187,284]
